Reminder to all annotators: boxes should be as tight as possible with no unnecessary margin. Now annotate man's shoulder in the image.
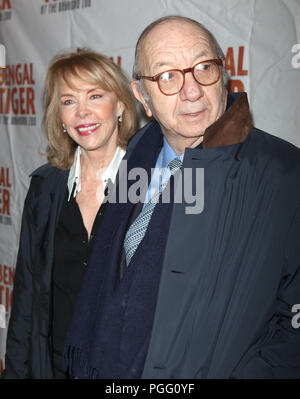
[246,128,300,173]
[126,120,160,156]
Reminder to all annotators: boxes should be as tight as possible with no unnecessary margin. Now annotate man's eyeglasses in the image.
[136,58,223,96]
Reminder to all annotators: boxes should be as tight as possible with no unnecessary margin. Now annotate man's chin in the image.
[176,132,205,149]
[178,129,206,140]
[188,135,205,148]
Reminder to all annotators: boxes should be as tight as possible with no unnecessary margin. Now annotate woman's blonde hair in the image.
[43,49,138,170]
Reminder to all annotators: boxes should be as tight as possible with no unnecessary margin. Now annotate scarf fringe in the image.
[63,344,100,379]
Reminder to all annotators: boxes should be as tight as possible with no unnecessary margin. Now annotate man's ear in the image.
[131,80,153,118]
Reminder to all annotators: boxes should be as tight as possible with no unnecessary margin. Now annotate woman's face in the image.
[59,74,124,154]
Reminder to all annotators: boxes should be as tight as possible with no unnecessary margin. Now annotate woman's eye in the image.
[91,94,102,100]
[63,99,73,105]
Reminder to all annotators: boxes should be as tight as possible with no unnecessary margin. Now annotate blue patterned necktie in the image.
[124,157,182,266]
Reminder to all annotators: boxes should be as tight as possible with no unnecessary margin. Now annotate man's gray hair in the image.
[133,15,228,99]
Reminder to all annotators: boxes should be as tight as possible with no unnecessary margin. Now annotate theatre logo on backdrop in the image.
[0,0,11,21]
[225,45,248,93]
[40,0,92,14]
[0,62,36,126]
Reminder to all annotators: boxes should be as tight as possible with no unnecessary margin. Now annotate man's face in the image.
[132,21,227,154]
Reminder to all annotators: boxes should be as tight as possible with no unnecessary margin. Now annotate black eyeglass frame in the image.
[136,58,224,96]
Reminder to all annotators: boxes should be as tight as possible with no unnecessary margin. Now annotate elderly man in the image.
[64,16,300,379]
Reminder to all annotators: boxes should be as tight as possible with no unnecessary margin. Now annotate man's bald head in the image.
[132,15,227,87]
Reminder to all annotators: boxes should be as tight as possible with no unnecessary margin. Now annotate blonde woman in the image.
[3,49,137,379]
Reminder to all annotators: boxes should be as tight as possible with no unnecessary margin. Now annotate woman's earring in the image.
[62,123,68,133]
[118,113,123,123]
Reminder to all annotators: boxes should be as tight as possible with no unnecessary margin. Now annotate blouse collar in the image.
[67,146,125,201]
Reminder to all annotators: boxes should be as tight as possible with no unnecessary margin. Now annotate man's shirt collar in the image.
[161,137,184,168]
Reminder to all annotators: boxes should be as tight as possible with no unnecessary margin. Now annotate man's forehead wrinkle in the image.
[150,50,208,69]
[139,20,217,75]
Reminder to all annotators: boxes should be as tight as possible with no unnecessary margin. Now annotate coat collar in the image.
[203,92,253,149]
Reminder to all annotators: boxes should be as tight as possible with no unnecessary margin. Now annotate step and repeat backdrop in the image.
[0,0,299,375]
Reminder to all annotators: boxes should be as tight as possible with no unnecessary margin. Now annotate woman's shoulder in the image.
[28,163,69,194]
[30,163,68,179]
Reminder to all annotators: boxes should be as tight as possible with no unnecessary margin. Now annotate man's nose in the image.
[180,71,204,101]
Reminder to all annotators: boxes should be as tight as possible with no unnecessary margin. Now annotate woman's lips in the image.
[75,123,101,136]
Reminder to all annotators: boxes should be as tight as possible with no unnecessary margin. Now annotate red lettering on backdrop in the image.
[0,264,14,313]
[0,189,10,215]
[225,46,248,93]
[6,65,14,85]
[0,87,5,111]
[26,87,35,114]
[237,46,248,76]
[0,168,11,216]
[5,86,9,113]
[228,80,245,93]
[16,64,22,85]
[109,56,122,67]
[11,87,18,114]
[0,0,11,11]
[0,264,15,285]
[19,87,25,115]
[0,167,11,187]
[0,285,13,312]
[0,64,36,115]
